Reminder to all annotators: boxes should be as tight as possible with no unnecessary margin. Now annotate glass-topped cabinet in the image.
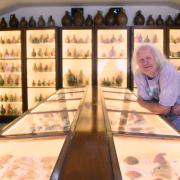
[26,28,57,109]
[0,30,23,119]
[167,28,180,71]
[62,28,92,87]
[97,28,129,88]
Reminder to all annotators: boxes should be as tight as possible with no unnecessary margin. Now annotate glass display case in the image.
[0,135,65,179]
[97,28,128,88]
[101,87,179,136]
[0,30,22,117]
[1,87,86,136]
[62,28,92,87]
[113,135,180,180]
[168,28,180,71]
[26,29,57,109]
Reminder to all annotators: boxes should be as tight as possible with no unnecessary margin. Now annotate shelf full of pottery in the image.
[97,29,128,88]
[62,30,92,59]
[26,29,56,109]
[101,87,179,136]
[62,29,92,87]
[133,29,164,53]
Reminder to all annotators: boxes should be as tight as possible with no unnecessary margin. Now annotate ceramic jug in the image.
[156,15,164,26]
[9,14,19,28]
[116,8,128,26]
[20,17,28,28]
[29,16,36,27]
[0,17,7,29]
[146,15,155,26]
[85,15,93,26]
[165,15,174,26]
[38,15,46,27]
[105,9,116,26]
[73,9,84,26]
[94,10,104,26]
[47,16,55,27]
[134,10,145,25]
[61,11,72,27]
[174,13,180,26]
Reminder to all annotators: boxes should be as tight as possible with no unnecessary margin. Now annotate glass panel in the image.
[108,111,179,135]
[0,30,22,115]
[62,29,92,87]
[98,29,128,88]
[113,135,180,180]
[26,29,56,109]
[2,111,76,135]
[0,137,65,179]
[32,99,81,113]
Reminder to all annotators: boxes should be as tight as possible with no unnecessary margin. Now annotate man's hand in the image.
[171,104,180,115]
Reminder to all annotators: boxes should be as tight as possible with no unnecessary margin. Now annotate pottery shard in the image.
[153,153,168,165]
[124,156,139,165]
[125,170,142,179]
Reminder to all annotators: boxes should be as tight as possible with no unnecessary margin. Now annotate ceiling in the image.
[0,0,180,14]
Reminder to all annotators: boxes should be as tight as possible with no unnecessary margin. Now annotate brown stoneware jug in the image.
[29,16,36,27]
[0,17,7,29]
[134,10,145,25]
[116,8,128,26]
[146,15,155,26]
[85,15,93,26]
[61,11,72,27]
[9,14,19,28]
[174,13,180,26]
[73,9,84,26]
[47,16,55,27]
[94,10,104,27]
[38,15,46,27]
[156,15,164,26]
[105,9,116,26]
[20,17,28,28]
[165,15,174,26]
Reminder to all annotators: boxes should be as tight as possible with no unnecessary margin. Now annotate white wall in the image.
[0,5,179,26]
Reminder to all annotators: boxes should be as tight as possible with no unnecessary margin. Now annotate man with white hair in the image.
[132,43,180,129]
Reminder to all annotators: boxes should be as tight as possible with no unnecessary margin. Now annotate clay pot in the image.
[47,16,55,27]
[61,11,72,27]
[165,15,174,26]
[156,15,164,26]
[94,10,104,27]
[0,17,7,29]
[174,13,180,26]
[85,15,93,26]
[9,14,19,28]
[146,15,155,26]
[116,8,128,26]
[29,16,36,27]
[73,9,84,26]
[38,15,46,27]
[20,17,28,28]
[105,9,116,26]
[134,10,145,25]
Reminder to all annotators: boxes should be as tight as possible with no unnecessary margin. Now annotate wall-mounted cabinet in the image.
[167,28,180,71]
[26,28,58,109]
[97,28,129,88]
[0,30,23,120]
[61,28,93,87]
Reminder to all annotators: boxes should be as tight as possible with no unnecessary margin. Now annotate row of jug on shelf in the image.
[0,36,20,44]
[0,49,20,59]
[31,48,55,58]
[64,35,90,44]
[0,63,21,72]
[66,69,88,86]
[170,36,180,44]
[0,74,20,86]
[0,93,22,102]
[33,63,53,72]
[101,47,125,58]
[134,34,159,43]
[34,94,47,102]
[66,48,91,58]
[0,104,21,116]
[0,15,56,28]
[169,51,180,58]
[29,34,55,44]
[100,34,125,44]
[32,79,55,87]
[101,72,123,87]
